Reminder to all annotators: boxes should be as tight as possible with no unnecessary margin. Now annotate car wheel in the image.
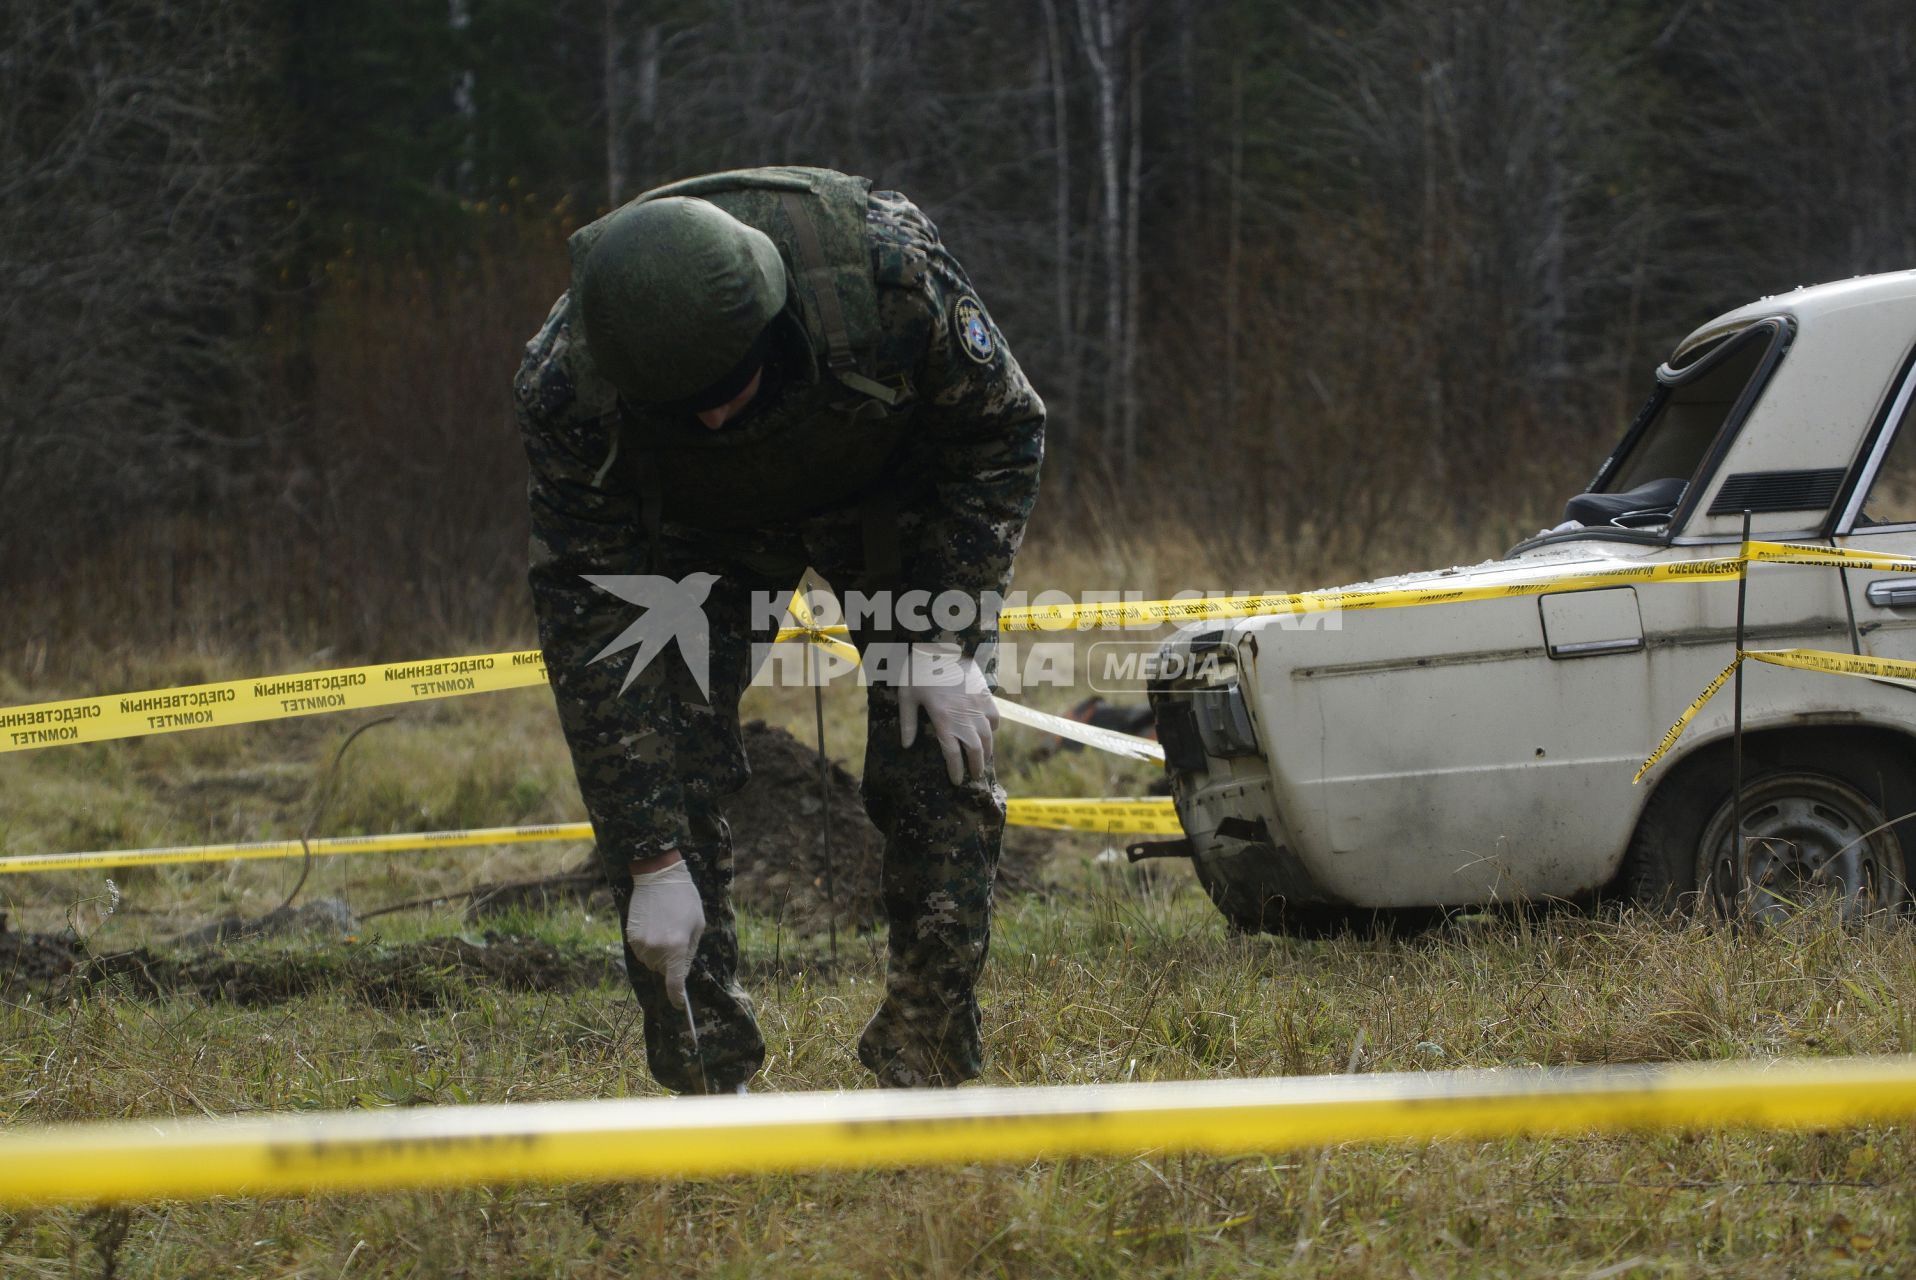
[1190,852,1328,936]
[1190,851,1437,939]
[1692,772,1907,923]
[1626,744,1912,921]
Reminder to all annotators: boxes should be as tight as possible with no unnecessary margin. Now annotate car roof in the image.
[1673,269,1916,362]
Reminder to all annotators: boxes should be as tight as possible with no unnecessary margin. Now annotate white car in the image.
[1148,271,1916,933]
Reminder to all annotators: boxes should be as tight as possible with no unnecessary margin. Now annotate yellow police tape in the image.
[0,799,1181,876]
[994,558,1750,631]
[787,629,861,664]
[1744,540,1916,573]
[0,650,553,755]
[5,540,1910,756]
[1634,658,1742,783]
[0,629,851,756]
[1747,646,1916,685]
[1002,797,1180,835]
[1635,646,1916,782]
[2,1054,1913,1204]
[778,589,860,664]
[0,822,596,876]
[994,540,1916,632]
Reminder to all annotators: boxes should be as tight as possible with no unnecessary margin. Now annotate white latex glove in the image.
[625,858,705,1008]
[898,643,998,785]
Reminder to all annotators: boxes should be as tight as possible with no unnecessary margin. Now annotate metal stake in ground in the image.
[683,989,711,1096]
[1727,509,1751,916]
[808,640,839,969]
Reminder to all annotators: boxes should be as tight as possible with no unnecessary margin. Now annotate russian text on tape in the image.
[1636,646,1916,781]
[0,651,551,754]
[1634,658,1743,783]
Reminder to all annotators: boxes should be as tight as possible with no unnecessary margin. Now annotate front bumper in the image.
[1148,635,1344,909]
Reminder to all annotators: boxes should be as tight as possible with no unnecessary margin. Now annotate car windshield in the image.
[1595,323,1777,498]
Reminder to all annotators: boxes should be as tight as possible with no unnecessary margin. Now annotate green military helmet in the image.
[576,196,789,407]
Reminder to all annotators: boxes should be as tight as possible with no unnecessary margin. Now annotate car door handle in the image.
[1547,637,1644,658]
[1865,578,1916,608]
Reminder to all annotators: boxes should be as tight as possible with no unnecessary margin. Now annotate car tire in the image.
[1624,741,1913,921]
[1190,856,1332,936]
[1190,851,1438,939]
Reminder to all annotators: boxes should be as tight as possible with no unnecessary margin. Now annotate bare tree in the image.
[1120,26,1143,473]
[1039,0,1079,493]
[1221,56,1243,429]
[1673,0,1916,290]
[603,0,627,204]
[1271,0,1656,511]
[0,0,277,529]
[601,2,664,206]
[449,0,477,192]
[1075,0,1125,471]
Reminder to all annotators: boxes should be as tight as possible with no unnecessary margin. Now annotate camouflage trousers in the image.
[608,520,1006,1093]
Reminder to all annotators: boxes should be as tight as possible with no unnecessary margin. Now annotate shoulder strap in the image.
[778,190,854,378]
[778,191,904,408]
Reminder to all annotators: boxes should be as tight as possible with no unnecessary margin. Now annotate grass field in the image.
[3,541,1915,1276]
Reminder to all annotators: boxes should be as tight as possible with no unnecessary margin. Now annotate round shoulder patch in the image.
[953,295,995,364]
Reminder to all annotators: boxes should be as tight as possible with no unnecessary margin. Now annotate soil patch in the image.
[467,719,1057,937]
[1,926,623,1008]
[0,923,88,997]
[723,719,1055,935]
[0,723,1065,1007]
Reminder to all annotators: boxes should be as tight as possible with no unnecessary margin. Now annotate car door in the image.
[1835,361,1916,664]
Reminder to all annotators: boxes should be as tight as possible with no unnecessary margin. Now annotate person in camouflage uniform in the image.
[512,167,1044,1093]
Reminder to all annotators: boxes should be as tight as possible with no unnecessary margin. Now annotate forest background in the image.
[7,10,1916,1271]
[7,0,1915,670]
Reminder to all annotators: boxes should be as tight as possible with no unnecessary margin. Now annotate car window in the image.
[1856,417,1916,527]
[1605,326,1773,493]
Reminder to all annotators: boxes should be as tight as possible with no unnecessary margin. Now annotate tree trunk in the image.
[449,0,476,194]
[603,0,626,205]
[1120,27,1143,477]
[1534,13,1570,381]
[1225,57,1258,529]
[1040,0,1077,496]
[1418,57,1447,492]
[1076,0,1123,470]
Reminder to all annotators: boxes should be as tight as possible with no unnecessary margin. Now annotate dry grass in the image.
[3,537,1915,1276]
[2,876,1914,1276]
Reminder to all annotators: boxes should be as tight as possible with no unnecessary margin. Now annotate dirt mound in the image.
[470,719,1055,937]
[726,719,1054,936]
[0,928,624,1008]
[0,923,88,997]
[104,934,625,1007]
[725,719,885,935]
[0,721,1062,1006]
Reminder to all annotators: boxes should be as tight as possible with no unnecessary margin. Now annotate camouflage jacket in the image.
[513,189,1045,865]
